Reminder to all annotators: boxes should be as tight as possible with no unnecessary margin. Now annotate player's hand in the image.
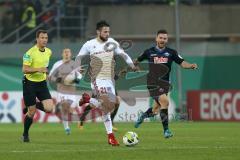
[38,67,48,73]
[133,59,139,66]
[191,63,198,69]
[131,66,140,72]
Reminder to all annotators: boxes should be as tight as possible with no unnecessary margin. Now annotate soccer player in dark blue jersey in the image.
[134,29,198,138]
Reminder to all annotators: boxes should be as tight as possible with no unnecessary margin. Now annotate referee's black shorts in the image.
[22,76,52,107]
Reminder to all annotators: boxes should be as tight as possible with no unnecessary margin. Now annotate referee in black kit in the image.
[22,30,55,142]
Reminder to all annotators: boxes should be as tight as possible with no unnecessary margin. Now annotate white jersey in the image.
[77,38,134,81]
[49,60,77,94]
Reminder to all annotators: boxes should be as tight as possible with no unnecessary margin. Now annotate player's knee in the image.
[43,103,54,113]
[28,108,36,117]
[152,105,160,114]
[42,100,54,113]
[44,106,53,113]
[159,98,169,107]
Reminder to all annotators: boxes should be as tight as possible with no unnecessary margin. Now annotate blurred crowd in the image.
[0,0,86,43]
[1,0,239,43]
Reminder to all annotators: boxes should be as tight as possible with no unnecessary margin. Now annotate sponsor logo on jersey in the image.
[154,57,168,64]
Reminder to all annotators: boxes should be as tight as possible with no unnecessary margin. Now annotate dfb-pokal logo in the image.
[0,92,16,123]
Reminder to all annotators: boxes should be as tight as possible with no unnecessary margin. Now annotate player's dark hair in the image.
[36,30,48,38]
[96,20,110,30]
[157,29,168,35]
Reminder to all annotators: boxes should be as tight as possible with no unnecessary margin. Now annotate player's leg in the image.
[111,96,120,131]
[41,99,54,112]
[60,100,72,135]
[22,94,46,114]
[22,78,37,142]
[23,101,46,114]
[22,106,36,142]
[159,94,173,138]
[56,93,75,134]
[36,81,55,113]
[78,93,101,128]
[22,106,28,114]
[100,95,119,146]
[134,98,160,128]
[96,79,119,146]
[78,104,92,129]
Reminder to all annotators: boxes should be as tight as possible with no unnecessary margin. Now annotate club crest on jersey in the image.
[164,52,170,56]
[154,57,168,64]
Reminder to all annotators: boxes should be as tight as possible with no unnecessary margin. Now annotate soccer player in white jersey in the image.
[76,20,137,146]
[49,48,81,135]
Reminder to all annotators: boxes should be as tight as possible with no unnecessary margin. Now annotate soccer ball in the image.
[122,131,139,146]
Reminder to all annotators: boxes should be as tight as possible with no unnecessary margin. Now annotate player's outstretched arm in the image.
[180,61,198,69]
[118,52,138,71]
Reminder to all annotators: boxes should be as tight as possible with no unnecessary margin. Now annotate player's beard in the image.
[99,35,108,42]
[158,42,166,49]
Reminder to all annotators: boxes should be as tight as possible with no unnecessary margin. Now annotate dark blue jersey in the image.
[137,46,184,81]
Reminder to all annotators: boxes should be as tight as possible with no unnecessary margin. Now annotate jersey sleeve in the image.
[49,62,59,77]
[48,61,63,82]
[113,40,125,55]
[23,51,32,66]
[75,42,90,68]
[111,40,135,68]
[137,49,148,62]
[172,50,184,64]
[77,42,90,57]
[46,49,52,67]
[49,49,52,57]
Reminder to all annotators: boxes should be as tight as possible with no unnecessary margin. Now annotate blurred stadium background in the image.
[0,0,240,159]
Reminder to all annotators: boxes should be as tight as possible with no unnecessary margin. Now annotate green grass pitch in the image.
[0,122,239,160]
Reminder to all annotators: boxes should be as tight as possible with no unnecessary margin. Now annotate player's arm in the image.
[119,52,136,70]
[172,50,198,70]
[114,41,137,71]
[180,61,198,69]
[75,42,89,71]
[134,50,148,65]
[22,52,47,74]
[48,62,60,82]
[22,65,48,74]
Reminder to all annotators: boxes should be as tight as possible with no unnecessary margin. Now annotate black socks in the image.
[23,115,33,137]
[79,105,92,123]
[160,109,168,131]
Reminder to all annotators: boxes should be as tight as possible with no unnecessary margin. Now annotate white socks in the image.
[62,114,69,130]
[102,113,112,134]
